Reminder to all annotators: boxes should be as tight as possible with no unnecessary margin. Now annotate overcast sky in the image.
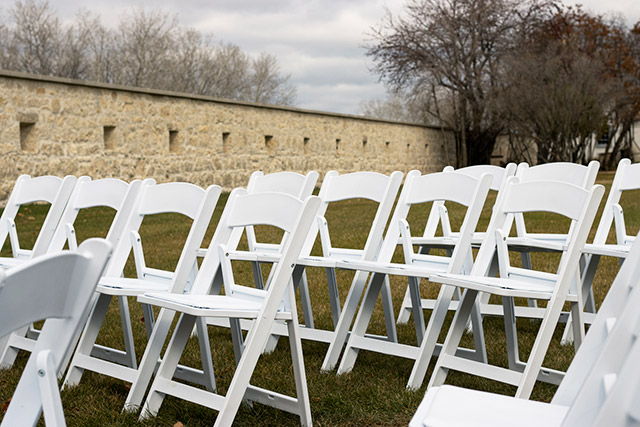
[37,0,640,115]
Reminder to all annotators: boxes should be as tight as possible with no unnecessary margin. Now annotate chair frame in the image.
[427,177,604,398]
[137,191,321,426]
[326,170,492,390]
[0,176,146,369]
[0,239,111,427]
[63,181,221,398]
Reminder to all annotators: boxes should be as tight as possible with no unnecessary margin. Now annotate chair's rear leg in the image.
[380,275,398,342]
[230,318,245,365]
[195,317,216,392]
[118,295,138,369]
[469,297,487,363]
[337,272,387,374]
[326,267,342,327]
[397,245,432,325]
[296,268,314,328]
[142,303,156,339]
[321,270,372,371]
[503,296,521,370]
[521,252,538,309]
[251,261,265,290]
[408,276,426,344]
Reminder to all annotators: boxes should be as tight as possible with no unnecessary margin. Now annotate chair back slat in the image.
[138,182,206,219]
[502,180,590,221]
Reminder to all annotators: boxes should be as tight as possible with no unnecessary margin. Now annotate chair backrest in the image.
[247,170,319,199]
[378,170,492,274]
[240,171,319,252]
[301,170,404,259]
[104,181,221,294]
[516,161,600,189]
[46,177,151,253]
[0,175,77,261]
[424,163,517,238]
[591,158,640,245]
[470,177,604,290]
[217,191,322,310]
[551,231,640,425]
[0,238,112,426]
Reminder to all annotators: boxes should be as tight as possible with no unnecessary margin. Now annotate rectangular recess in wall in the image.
[103,126,116,150]
[222,132,230,153]
[362,137,368,152]
[265,135,275,154]
[19,122,36,152]
[303,137,310,155]
[335,138,341,151]
[169,130,179,153]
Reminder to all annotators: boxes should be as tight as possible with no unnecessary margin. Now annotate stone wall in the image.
[0,70,456,202]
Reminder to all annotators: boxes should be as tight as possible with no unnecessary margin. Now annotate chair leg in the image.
[406,284,457,390]
[521,252,538,309]
[286,285,312,426]
[326,267,342,327]
[37,350,66,427]
[0,326,29,368]
[516,298,567,399]
[428,288,479,388]
[141,303,156,339]
[408,276,426,344]
[380,276,398,343]
[503,296,522,370]
[195,317,216,392]
[124,308,177,411]
[337,272,387,374]
[321,270,372,371]
[296,268,315,328]
[64,293,112,387]
[251,261,265,290]
[396,287,413,325]
[118,296,138,369]
[140,313,198,419]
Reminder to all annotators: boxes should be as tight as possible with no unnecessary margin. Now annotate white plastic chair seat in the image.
[138,292,293,320]
[583,242,631,258]
[410,385,568,427]
[337,258,449,278]
[432,273,556,300]
[97,277,172,296]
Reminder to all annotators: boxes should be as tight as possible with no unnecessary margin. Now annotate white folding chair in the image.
[0,239,112,427]
[572,159,640,334]
[325,170,492,390]
[0,176,147,369]
[396,163,517,325]
[64,181,221,394]
[427,177,604,398]
[136,191,321,426]
[411,231,640,427]
[0,174,76,268]
[206,171,403,354]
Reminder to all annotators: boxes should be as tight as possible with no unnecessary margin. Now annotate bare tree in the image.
[116,8,178,88]
[10,0,61,75]
[359,89,434,123]
[366,0,559,166]
[247,53,296,105]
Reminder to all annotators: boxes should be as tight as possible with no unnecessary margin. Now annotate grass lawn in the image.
[0,172,637,426]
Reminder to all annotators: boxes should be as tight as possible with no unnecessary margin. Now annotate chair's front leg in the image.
[337,271,387,374]
[124,308,177,411]
[407,283,457,390]
[503,296,521,370]
[427,287,480,389]
[321,269,371,371]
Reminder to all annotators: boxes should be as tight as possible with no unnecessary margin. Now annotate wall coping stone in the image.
[0,69,448,130]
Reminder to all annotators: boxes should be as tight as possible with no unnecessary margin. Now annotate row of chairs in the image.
[1,159,638,426]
